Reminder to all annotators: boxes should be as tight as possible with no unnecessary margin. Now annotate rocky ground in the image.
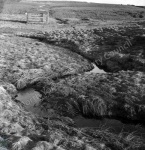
[0,33,92,88]
[0,13,145,150]
[17,24,145,72]
[0,80,145,150]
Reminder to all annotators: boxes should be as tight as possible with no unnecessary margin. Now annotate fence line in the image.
[26,12,49,24]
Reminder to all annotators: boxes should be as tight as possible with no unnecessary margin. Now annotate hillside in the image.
[1,0,145,20]
[0,0,4,13]
[46,1,145,20]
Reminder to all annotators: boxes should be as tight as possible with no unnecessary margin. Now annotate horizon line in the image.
[22,0,145,6]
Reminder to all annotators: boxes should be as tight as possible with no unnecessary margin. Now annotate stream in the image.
[15,64,145,139]
[16,87,145,139]
[74,116,145,138]
[15,63,106,114]
[88,63,106,74]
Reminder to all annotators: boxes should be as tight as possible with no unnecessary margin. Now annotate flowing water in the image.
[87,63,106,74]
[16,62,105,108]
[16,88,145,139]
[74,116,145,138]
[15,62,105,114]
[15,67,145,139]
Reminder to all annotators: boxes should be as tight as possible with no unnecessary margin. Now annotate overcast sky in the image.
[23,0,145,6]
[90,0,144,6]
[60,0,145,6]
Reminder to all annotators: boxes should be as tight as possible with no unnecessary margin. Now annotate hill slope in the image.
[1,0,145,20]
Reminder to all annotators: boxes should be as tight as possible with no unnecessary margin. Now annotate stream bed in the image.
[87,63,106,74]
[15,61,145,139]
[74,116,145,138]
[16,87,145,139]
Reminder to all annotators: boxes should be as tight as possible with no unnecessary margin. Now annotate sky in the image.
[23,0,145,6]
[68,0,145,6]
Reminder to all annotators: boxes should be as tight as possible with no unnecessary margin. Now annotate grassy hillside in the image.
[45,1,145,20]
[1,0,145,21]
[0,0,22,13]
[0,0,4,13]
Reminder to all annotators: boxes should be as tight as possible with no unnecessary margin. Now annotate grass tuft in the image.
[67,96,107,118]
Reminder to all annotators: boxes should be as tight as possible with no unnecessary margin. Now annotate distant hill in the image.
[45,1,145,20]
[1,0,145,20]
[0,0,22,13]
[137,6,145,9]
[0,0,4,13]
